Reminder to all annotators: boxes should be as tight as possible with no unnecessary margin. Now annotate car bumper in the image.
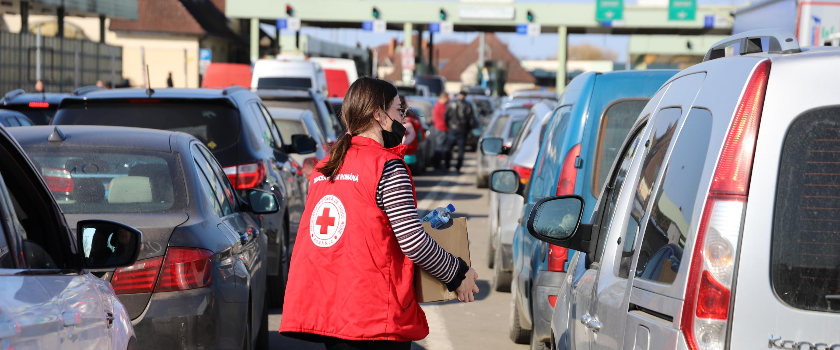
[133,287,246,350]
[533,270,566,344]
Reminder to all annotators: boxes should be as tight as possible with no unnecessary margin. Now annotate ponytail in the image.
[315,77,398,182]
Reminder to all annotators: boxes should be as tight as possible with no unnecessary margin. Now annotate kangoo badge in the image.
[310,195,347,247]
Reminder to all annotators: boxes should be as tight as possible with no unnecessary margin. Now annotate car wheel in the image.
[476,173,488,188]
[530,328,550,350]
[493,242,512,292]
[510,284,531,344]
[254,292,269,350]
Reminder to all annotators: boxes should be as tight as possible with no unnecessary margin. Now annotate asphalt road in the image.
[268,152,529,350]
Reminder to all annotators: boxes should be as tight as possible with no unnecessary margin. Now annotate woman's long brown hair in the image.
[316,77,398,181]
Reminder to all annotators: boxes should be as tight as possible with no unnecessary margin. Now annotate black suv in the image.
[0,89,69,125]
[52,87,315,307]
[256,88,345,143]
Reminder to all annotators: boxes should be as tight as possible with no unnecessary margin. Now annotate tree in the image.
[568,43,618,61]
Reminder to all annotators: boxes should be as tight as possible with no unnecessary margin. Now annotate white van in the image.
[309,57,358,98]
[251,59,329,96]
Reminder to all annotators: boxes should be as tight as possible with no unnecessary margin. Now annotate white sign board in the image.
[401,46,415,70]
[527,23,541,36]
[457,6,515,20]
[440,21,454,34]
[286,18,301,31]
[373,20,387,33]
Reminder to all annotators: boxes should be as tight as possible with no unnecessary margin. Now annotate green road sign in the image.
[596,0,623,22]
[669,0,696,20]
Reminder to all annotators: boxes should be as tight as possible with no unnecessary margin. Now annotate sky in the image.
[299,0,753,63]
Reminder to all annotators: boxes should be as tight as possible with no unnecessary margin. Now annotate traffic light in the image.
[439,9,447,20]
[372,7,380,19]
[526,10,534,22]
[286,4,293,16]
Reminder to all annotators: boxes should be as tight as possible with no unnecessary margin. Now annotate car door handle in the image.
[585,317,602,333]
[105,311,115,329]
[62,312,81,327]
[580,314,591,325]
[0,322,20,339]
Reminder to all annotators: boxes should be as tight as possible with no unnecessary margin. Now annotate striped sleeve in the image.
[376,160,468,290]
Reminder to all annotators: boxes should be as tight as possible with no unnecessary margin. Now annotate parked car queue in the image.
[481,29,840,350]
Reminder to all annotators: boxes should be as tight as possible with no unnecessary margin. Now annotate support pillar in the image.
[556,26,568,93]
[56,7,65,39]
[402,22,413,84]
[250,18,259,64]
[99,15,106,43]
[20,1,28,33]
[428,31,434,75]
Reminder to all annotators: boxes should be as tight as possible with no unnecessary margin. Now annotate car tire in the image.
[510,284,531,344]
[493,243,512,292]
[255,293,269,350]
[486,228,496,269]
[476,173,488,188]
[530,329,550,350]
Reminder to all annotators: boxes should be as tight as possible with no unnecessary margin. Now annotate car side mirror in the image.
[490,169,525,197]
[247,189,280,214]
[289,134,317,154]
[78,220,142,269]
[526,195,592,252]
[481,138,504,155]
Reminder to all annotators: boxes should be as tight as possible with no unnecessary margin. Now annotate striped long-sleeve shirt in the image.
[375,160,468,291]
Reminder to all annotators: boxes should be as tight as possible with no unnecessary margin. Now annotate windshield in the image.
[414,77,443,96]
[274,119,307,138]
[0,106,57,125]
[257,77,312,90]
[52,102,241,151]
[24,147,186,214]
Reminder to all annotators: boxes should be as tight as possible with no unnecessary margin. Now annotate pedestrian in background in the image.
[280,77,478,350]
[432,92,449,169]
[166,72,174,88]
[444,91,476,173]
[34,80,44,93]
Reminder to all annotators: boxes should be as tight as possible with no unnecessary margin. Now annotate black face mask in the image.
[381,115,406,149]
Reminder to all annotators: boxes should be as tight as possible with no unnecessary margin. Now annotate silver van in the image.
[494,29,840,350]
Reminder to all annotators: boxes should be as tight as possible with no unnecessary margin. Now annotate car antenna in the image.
[48,126,66,142]
[145,64,154,98]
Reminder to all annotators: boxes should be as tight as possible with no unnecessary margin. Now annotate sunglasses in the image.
[397,108,408,118]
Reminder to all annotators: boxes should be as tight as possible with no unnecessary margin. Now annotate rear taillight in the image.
[681,60,769,350]
[548,295,558,308]
[41,167,73,193]
[513,165,532,185]
[112,256,163,295]
[223,162,266,190]
[155,247,214,293]
[28,101,49,108]
[546,244,568,272]
[555,143,581,196]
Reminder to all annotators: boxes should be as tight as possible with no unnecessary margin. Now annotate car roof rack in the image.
[704,28,801,62]
[222,86,247,95]
[3,89,25,100]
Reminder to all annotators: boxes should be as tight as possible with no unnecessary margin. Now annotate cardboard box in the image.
[414,217,471,303]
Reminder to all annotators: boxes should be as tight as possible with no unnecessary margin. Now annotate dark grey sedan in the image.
[11,125,277,350]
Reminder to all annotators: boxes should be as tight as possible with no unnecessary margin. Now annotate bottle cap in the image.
[446,204,456,213]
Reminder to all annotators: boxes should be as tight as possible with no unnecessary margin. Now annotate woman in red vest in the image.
[280,77,478,350]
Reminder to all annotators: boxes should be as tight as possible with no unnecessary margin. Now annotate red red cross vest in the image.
[279,137,429,342]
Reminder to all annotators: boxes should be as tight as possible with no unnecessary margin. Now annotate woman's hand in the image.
[456,268,479,302]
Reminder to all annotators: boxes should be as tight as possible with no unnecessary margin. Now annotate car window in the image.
[16,117,32,126]
[489,115,510,137]
[256,77,312,90]
[247,103,277,149]
[531,105,572,201]
[510,113,537,152]
[258,104,285,146]
[6,117,20,127]
[0,106,57,125]
[0,177,16,268]
[52,102,241,152]
[275,119,307,139]
[617,108,682,278]
[25,147,186,214]
[508,119,525,138]
[196,145,237,210]
[592,99,650,197]
[635,108,712,283]
[596,126,645,273]
[773,108,840,313]
[191,144,233,217]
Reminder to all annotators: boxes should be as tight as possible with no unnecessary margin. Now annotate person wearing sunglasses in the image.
[280,77,478,350]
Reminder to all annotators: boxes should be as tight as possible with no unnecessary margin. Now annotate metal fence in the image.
[0,31,123,95]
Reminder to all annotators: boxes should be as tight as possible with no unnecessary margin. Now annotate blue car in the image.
[490,70,677,349]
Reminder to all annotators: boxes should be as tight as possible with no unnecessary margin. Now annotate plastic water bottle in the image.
[421,204,456,229]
